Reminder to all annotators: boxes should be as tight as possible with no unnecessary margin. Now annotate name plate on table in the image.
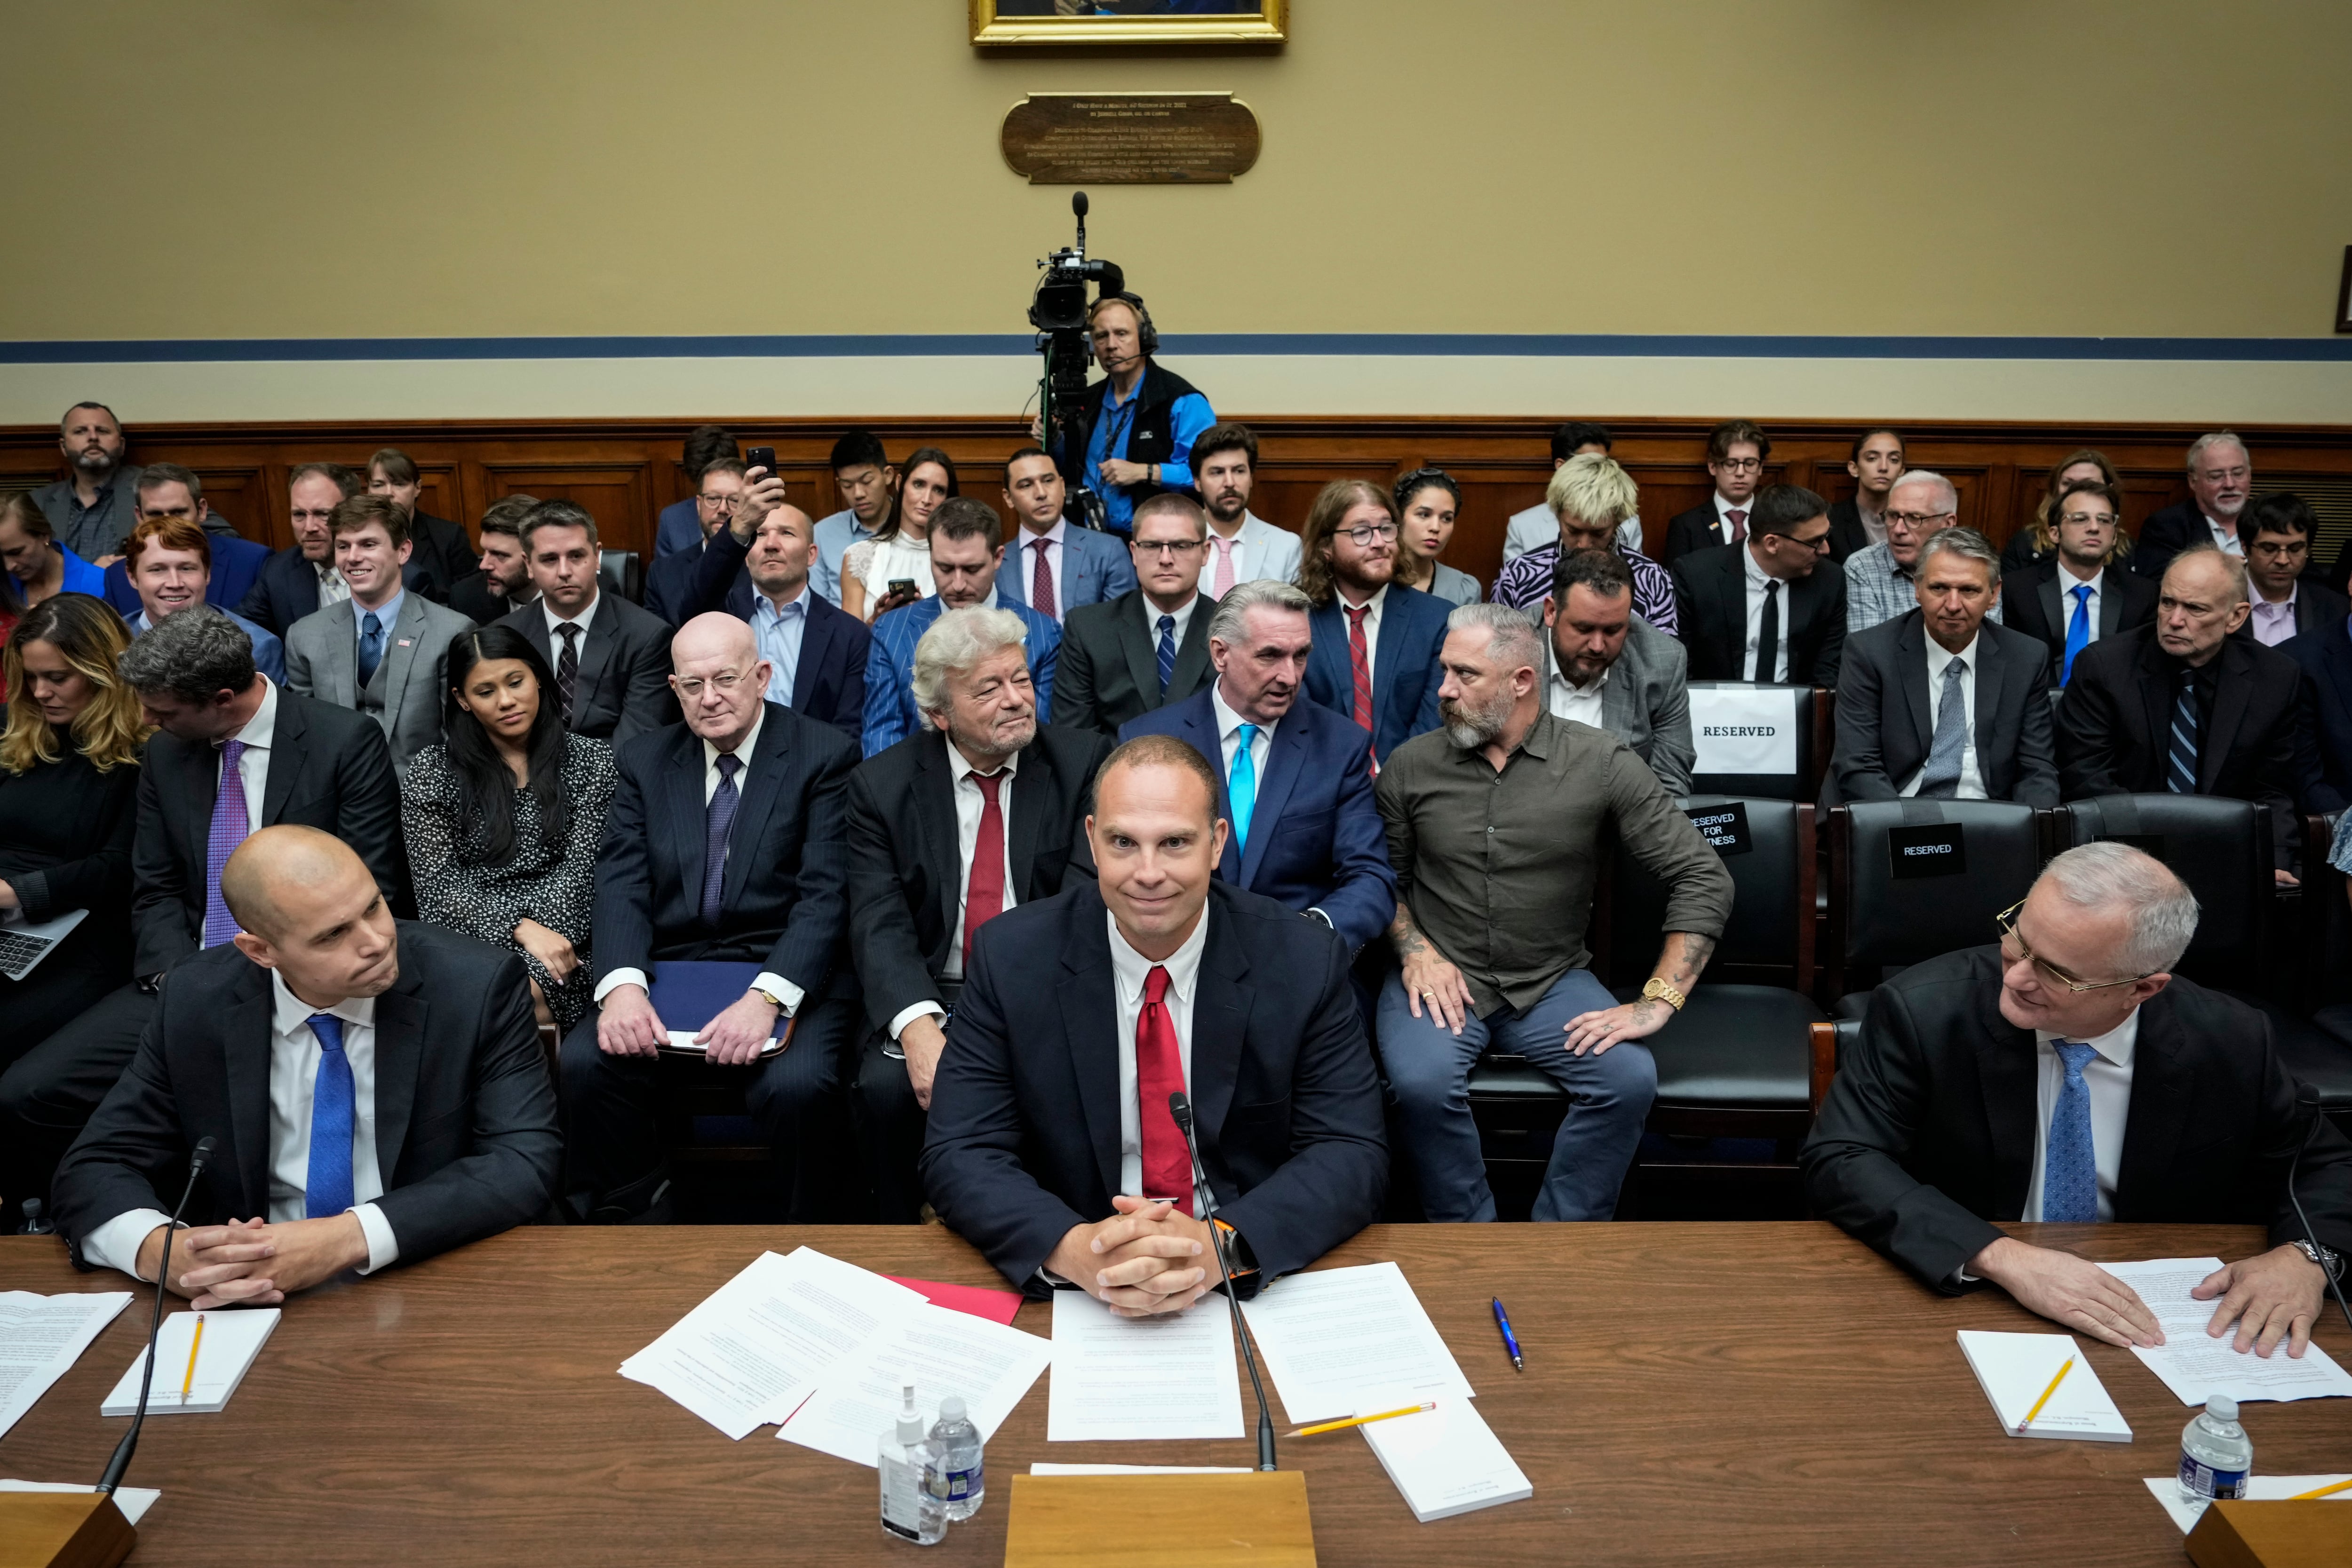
[1689,687,1799,776]
[1002,93,1262,185]
[1888,823,1968,879]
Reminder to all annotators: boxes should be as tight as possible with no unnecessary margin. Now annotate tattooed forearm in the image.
[1390,902,1431,959]
[1656,931,1716,994]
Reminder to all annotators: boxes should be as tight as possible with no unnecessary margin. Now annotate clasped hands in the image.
[135,1213,368,1308]
[1970,1235,2328,1357]
[1047,1195,1220,1318]
[597,983,779,1066]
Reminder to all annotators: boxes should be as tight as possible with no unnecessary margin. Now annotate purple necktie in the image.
[203,739,251,947]
[700,753,741,926]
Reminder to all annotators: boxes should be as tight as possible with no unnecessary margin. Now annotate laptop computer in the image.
[0,908,89,981]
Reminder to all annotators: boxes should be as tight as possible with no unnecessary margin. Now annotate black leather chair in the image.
[599,549,645,605]
[1827,799,2045,1017]
[2059,794,2265,987]
[1685,685,1828,803]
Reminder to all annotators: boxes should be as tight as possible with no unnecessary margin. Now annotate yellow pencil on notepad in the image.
[179,1312,206,1402]
[1286,1402,1438,1439]
[2014,1355,2073,1433]
[2287,1477,2352,1501]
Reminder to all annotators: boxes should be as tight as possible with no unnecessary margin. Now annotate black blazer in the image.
[2130,499,2216,582]
[921,879,1389,1294]
[405,511,472,604]
[591,701,858,998]
[1661,501,1742,566]
[53,924,562,1270]
[2056,625,2298,863]
[236,546,433,638]
[1050,589,1216,736]
[845,725,1112,1037]
[1831,612,2059,807]
[2244,579,2352,645]
[1826,498,1874,564]
[1671,541,1847,688]
[495,591,678,745]
[447,570,531,628]
[2287,623,2352,814]
[1999,559,2159,679]
[1799,947,2352,1289]
[133,690,408,978]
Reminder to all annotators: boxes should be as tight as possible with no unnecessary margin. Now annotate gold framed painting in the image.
[971,0,1287,47]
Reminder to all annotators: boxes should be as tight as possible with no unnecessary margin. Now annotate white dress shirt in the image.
[888,743,1023,1040]
[1713,491,1753,546]
[1019,521,1067,619]
[751,581,811,705]
[2251,587,2300,648]
[80,970,400,1281]
[2056,563,2105,649]
[1144,590,1201,655]
[2205,515,2244,557]
[1210,683,1276,783]
[208,677,279,948]
[1897,633,1986,800]
[1740,543,1789,683]
[1334,581,1389,690]
[1547,660,1609,729]
[542,586,603,646]
[2022,1009,2139,1223]
[1107,905,1208,1207]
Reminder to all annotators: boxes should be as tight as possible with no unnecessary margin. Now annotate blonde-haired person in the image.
[1489,453,1680,635]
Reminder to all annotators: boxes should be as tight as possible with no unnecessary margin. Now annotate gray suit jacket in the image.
[1540,615,1695,797]
[1831,610,2059,808]
[284,593,476,777]
[31,465,145,562]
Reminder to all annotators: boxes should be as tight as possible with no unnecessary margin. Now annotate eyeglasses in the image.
[1132,538,1205,558]
[1886,510,1956,529]
[697,493,739,509]
[672,669,751,699]
[2248,539,2308,559]
[1340,521,1401,546]
[1714,457,1764,473]
[1994,900,2152,992]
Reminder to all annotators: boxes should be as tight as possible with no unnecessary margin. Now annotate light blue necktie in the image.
[1229,724,1259,853]
[2041,1040,2100,1223]
[1156,614,1177,696]
[356,610,383,688]
[305,1013,356,1220]
[2061,584,2091,685]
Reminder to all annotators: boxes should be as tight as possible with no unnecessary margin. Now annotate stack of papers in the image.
[2098,1258,2352,1405]
[2141,1474,2352,1534]
[1047,1290,1243,1442]
[777,1302,1051,1467]
[0,1291,131,1437]
[1355,1394,1532,1523]
[1237,1262,1474,1425]
[1956,1330,2131,1441]
[102,1309,279,1417]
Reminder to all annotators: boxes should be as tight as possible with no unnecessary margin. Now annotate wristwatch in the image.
[2290,1238,2344,1282]
[750,983,791,1014]
[1639,977,1688,1013]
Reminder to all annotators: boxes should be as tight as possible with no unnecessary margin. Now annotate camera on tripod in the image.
[1031,191,1124,530]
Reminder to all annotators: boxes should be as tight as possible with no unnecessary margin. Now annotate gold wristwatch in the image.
[1640,978,1688,1013]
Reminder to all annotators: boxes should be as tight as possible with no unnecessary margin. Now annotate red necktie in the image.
[1030,539,1057,620]
[1136,965,1192,1214]
[1725,508,1747,544]
[1345,602,1375,735]
[963,770,1008,968]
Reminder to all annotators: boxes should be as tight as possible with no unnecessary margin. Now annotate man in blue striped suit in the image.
[861,498,1060,757]
[993,447,1136,623]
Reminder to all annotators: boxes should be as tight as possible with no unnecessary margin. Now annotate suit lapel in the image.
[2114,996,2193,1217]
[372,983,425,1180]
[1370,593,1410,721]
[913,737,963,932]
[1189,895,1249,1154]
[575,605,620,716]
[792,601,839,711]
[2134,636,2173,773]
[1972,629,2008,770]
[722,707,793,908]
[1241,710,1309,886]
[1004,744,1049,902]
[261,696,310,825]
[224,982,274,1217]
[1116,595,1160,706]
[378,599,429,724]
[1057,890,1124,1200]
[1170,602,1214,695]
[1971,982,2039,1218]
[2099,578,2128,637]
[2199,644,2250,793]
[318,602,358,705]
[1709,549,1745,669]
[1308,604,1349,710]
[665,727,708,908]
[2036,571,2065,644]
[1897,617,1934,757]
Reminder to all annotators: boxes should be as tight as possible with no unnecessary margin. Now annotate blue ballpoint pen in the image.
[1491,1297,1523,1372]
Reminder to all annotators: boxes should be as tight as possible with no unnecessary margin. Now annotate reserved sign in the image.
[1689,687,1799,776]
[1888,822,1969,879]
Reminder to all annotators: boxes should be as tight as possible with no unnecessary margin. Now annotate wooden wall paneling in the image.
[482,462,655,556]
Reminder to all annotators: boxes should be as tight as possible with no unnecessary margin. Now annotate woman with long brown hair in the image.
[841,446,958,622]
[1391,467,1480,605]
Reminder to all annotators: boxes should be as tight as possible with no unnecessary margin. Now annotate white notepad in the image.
[102,1310,279,1417]
[1356,1394,1531,1523]
[1955,1330,2131,1442]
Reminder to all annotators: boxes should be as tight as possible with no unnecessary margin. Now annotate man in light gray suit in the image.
[1538,547,1695,796]
[284,495,474,778]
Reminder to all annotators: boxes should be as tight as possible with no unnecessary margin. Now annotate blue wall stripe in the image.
[3,333,2351,364]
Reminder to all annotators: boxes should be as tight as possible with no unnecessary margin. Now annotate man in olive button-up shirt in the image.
[1375,604,1734,1222]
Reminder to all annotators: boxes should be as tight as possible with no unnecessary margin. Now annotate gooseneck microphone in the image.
[1169,1092,1277,1473]
[97,1135,217,1495]
[2285,1085,2352,1337]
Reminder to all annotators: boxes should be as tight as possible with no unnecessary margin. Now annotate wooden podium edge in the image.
[1005,1472,1314,1567]
[2185,1498,2352,1568]
[0,1492,136,1568]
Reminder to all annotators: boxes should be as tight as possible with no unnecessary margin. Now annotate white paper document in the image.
[1047,1290,1242,1442]
[2141,1474,2352,1534]
[1236,1261,1475,1426]
[620,1248,928,1440]
[101,1309,279,1417]
[1955,1330,2131,1442]
[2099,1257,2352,1405]
[778,1302,1051,1467]
[0,1480,160,1525]
[1356,1393,1531,1523]
[0,1291,132,1438]
[1031,1464,1252,1475]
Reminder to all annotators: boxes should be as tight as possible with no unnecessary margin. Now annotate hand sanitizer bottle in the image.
[880,1383,946,1544]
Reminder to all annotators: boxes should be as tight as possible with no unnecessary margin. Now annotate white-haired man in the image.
[2135,431,2254,582]
[1843,470,2002,634]
[1803,843,2352,1358]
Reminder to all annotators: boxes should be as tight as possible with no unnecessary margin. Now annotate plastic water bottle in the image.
[2177,1394,2253,1503]
[925,1394,985,1520]
[879,1384,946,1545]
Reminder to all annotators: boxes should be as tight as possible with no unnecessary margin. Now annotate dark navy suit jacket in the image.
[1302,585,1449,764]
[2288,615,2352,814]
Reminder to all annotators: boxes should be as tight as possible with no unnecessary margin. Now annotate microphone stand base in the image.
[0,1490,135,1568]
[1006,1472,1314,1567]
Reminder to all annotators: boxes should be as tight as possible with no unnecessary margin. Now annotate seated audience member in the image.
[922,735,1387,1305]
[863,499,1060,757]
[2058,548,2299,880]
[1491,453,1679,635]
[1120,579,1396,953]
[238,463,383,636]
[2134,432,2252,582]
[1802,844,2350,1354]
[812,429,894,607]
[654,425,742,560]
[842,447,956,624]
[404,626,616,1035]
[2000,478,2157,687]
[1504,421,1637,562]
[120,516,285,683]
[52,825,562,1302]
[495,501,675,744]
[0,607,405,1203]
[1,491,108,608]
[1378,604,1732,1223]
[447,493,542,626]
[1053,493,1214,736]
[285,497,475,778]
[1844,471,2002,633]
[1055,293,1215,538]
[2241,493,2347,646]
[366,448,471,602]
[100,464,270,614]
[644,459,747,626]
[1832,529,2058,807]
[1192,423,1303,593]
[32,402,142,565]
[846,609,1112,1220]
[995,446,1137,622]
[1827,428,1905,562]
[1540,548,1696,797]
[1297,480,1448,764]
[1661,420,1770,564]
[2003,449,2123,572]
[1673,484,1847,687]
[561,613,860,1223]
[2288,599,2352,815]
[1392,468,1480,607]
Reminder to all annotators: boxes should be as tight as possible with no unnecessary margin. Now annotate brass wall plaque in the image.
[1001,93,1260,185]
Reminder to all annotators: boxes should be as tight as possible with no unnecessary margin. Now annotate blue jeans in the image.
[1378,966,1655,1222]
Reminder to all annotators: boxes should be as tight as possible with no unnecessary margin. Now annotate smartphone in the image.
[744,445,778,479]
[887,578,920,598]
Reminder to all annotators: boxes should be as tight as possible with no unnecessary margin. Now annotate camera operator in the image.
[1057,293,1216,537]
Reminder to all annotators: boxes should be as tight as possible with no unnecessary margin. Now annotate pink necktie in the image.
[1726,509,1747,544]
[1209,535,1237,598]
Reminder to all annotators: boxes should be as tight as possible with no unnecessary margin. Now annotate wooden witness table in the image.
[1,1222,2345,1566]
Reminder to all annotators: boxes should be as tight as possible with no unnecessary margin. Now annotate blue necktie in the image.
[702,753,741,925]
[1229,724,1259,853]
[2041,1041,2100,1223]
[305,1013,356,1220]
[2061,585,2092,685]
[1156,614,1177,696]
[2168,676,2200,794]
[357,610,383,688]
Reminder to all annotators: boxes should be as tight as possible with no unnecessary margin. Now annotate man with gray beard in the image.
[1373,603,1734,1223]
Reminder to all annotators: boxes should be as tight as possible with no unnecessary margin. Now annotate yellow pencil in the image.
[1285,1402,1438,1439]
[179,1313,206,1403]
[2015,1355,2072,1433]
[2287,1477,2352,1501]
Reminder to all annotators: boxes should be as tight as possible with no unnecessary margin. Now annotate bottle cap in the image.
[897,1384,926,1445]
[2205,1395,2239,1421]
[938,1395,967,1423]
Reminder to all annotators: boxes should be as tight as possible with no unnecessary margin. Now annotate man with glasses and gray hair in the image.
[1843,471,2003,634]
[2136,431,2254,582]
[1803,842,2352,1359]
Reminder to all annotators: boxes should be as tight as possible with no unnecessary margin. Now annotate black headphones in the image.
[1091,292,1158,358]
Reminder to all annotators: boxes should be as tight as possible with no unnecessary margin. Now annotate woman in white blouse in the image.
[841,446,958,622]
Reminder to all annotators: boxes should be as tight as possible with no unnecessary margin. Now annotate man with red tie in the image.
[844,608,1112,1220]
[921,733,1389,1310]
